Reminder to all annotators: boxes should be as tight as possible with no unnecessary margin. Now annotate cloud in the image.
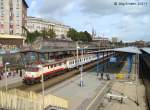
[80,0,150,16]
[112,15,150,41]
[26,0,150,41]
[36,0,76,17]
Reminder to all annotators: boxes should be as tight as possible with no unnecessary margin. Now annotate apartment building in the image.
[27,16,70,39]
[0,0,28,36]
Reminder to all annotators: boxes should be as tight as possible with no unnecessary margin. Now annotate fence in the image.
[115,73,135,80]
[0,89,68,110]
[98,73,136,81]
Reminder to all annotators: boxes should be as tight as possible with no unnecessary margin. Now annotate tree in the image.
[67,28,79,41]
[25,30,41,44]
[41,28,47,38]
[79,32,87,42]
[67,28,92,42]
[47,28,56,39]
[84,31,92,42]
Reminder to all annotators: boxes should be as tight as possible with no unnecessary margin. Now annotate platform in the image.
[44,54,143,110]
[44,71,110,110]
[0,75,22,89]
[99,81,147,110]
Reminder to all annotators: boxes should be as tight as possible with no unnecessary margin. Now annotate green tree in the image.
[67,28,79,41]
[84,31,92,42]
[25,30,41,44]
[67,28,92,42]
[79,32,87,42]
[41,28,47,38]
[47,28,56,39]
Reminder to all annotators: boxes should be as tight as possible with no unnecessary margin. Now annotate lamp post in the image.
[76,42,79,68]
[39,65,45,110]
[135,54,139,106]
[79,46,88,87]
[5,62,10,92]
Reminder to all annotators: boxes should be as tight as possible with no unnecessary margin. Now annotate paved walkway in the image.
[44,72,108,110]
[0,75,22,89]
[99,81,148,110]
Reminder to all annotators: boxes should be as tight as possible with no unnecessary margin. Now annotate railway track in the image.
[6,55,114,93]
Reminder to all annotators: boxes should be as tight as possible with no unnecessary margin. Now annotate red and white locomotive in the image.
[23,54,104,84]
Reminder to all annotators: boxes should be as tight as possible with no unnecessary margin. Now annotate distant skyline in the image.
[26,0,150,42]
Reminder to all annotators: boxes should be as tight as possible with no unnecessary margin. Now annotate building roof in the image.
[23,0,29,8]
[28,16,71,28]
[0,34,25,39]
[141,48,150,54]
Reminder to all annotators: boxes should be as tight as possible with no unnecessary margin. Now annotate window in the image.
[16,11,19,17]
[0,24,4,29]
[1,2,3,5]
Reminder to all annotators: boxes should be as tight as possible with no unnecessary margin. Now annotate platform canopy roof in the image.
[113,47,141,54]
[89,47,141,54]
[141,48,150,54]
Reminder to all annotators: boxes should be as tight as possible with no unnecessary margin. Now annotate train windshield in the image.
[26,67,39,72]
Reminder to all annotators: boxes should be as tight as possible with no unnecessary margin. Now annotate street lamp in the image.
[76,42,79,68]
[38,65,45,110]
[78,46,88,87]
[5,62,10,92]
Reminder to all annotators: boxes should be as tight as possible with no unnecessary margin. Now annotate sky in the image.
[26,0,150,42]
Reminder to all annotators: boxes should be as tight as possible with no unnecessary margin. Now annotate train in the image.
[23,53,110,84]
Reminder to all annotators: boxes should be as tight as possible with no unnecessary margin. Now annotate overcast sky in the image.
[26,0,150,42]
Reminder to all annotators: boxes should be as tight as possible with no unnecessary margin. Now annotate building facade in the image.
[92,37,110,48]
[112,37,118,43]
[134,40,146,47]
[0,0,28,36]
[27,16,70,39]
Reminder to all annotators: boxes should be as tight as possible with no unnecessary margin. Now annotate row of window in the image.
[47,63,64,69]
[69,56,95,65]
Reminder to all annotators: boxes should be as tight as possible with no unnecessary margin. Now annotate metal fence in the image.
[97,73,136,81]
[0,89,68,110]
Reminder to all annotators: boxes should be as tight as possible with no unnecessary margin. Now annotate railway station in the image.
[0,46,149,110]
[0,0,149,110]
